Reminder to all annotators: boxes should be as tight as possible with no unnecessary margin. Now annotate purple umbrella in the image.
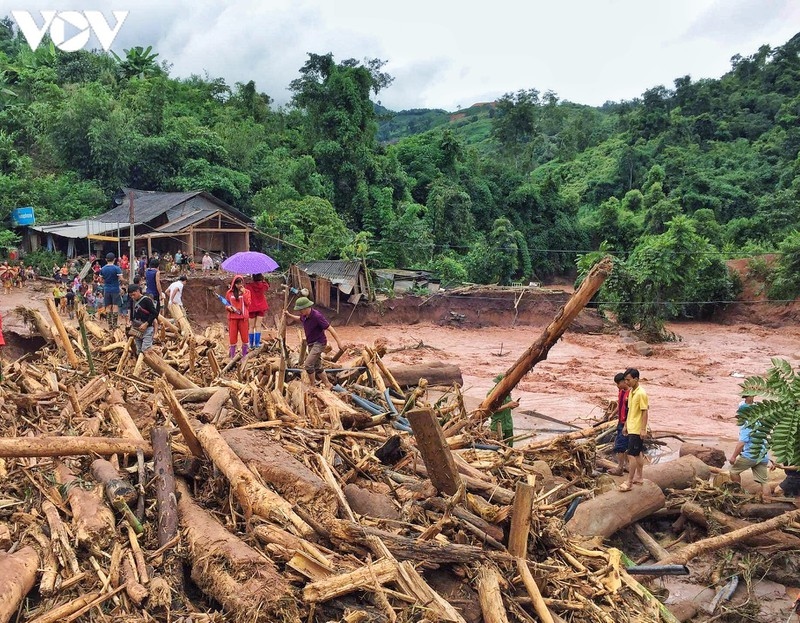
[220,251,279,274]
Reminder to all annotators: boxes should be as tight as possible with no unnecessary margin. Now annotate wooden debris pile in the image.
[6,260,797,622]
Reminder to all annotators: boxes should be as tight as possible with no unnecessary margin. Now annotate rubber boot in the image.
[229,345,236,359]
[248,333,254,348]
[255,332,261,347]
[242,344,249,358]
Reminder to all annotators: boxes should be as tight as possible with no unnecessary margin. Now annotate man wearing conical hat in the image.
[284,297,342,387]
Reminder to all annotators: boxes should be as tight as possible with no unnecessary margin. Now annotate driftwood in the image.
[142,350,198,390]
[678,442,726,468]
[90,458,137,505]
[0,436,152,458]
[566,480,665,538]
[176,480,296,622]
[407,408,462,496]
[680,501,800,550]
[195,423,314,537]
[55,462,116,549]
[476,564,510,623]
[221,428,338,518]
[665,506,800,564]
[641,455,711,491]
[476,256,612,418]
[0,546,38,623]
[105,389,146,442]
[386,361,464,387]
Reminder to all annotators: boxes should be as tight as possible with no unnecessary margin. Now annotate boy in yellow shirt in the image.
[619,368,648,492]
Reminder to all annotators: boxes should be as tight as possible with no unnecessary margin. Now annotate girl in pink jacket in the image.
[225,275,251,358]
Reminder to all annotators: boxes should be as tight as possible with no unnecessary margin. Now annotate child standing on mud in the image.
[245,273,269,348]
[225,275,251,359]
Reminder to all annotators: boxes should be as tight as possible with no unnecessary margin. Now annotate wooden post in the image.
[168,303,193,337]
[406,408,462,496]
[476,565,510,623]
[516,558,555,623]
[507,482,535,558]
[45,297,80,368]
[474,256,612,420]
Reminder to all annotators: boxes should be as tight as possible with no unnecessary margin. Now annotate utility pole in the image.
[128,191,135,284]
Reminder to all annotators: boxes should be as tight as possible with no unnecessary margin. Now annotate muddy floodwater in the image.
[309,321,800,455]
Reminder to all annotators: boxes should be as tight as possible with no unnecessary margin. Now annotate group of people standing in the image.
[608,368,799,501]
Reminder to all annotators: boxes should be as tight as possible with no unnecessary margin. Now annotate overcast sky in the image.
[3,0,798,110]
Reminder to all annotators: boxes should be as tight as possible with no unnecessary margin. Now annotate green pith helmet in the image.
[293,296,314,311]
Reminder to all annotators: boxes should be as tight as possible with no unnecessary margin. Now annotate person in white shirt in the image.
[165,275,187,307]
[202,252,213,271]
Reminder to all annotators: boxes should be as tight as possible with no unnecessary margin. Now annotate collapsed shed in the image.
[290,260,371,310]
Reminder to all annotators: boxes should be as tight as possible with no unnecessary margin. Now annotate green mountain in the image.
[1,19,799,333]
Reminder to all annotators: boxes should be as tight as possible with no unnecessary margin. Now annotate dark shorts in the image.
[248,311,265,318]
[627,433,643,457]
[613,423,629,453]
[303,342,326,373]
[779,472,800,496]
[104,292,122,308]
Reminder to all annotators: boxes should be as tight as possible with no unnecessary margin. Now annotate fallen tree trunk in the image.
[55,462,116,549]
[196,424,314,537]
[201,388,230,422]
[641,455,711,491]
[176,480,296,622]
[475,256,612,419]
[738,503,798,519]
[566,480,665,538]
[664,506,800,564]
[105,389,146,442]
[680,502,800,550]
[0,436,152,458]
[386,361,464,388]
[0,546,38,623]
[173,386,226,402]
[678,443,726,468]
[408,408,463,496]
[221,428,337,519]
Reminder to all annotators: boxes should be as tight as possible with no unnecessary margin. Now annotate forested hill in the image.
[1,19,799,334]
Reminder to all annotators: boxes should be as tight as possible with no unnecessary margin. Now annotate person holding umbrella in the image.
[245,273,269,348]
[284,297,342,388]
[225,275,251,359]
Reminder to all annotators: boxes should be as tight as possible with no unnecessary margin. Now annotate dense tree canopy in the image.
[0,20,798,325]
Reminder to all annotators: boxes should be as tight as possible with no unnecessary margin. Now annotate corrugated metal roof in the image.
[375,268,433,279]
[95,189,252,225]
[28,219,120,238]
[155,208,217,233]
[298,260,362,294]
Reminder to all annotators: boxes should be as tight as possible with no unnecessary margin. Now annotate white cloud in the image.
[2,0,797,110]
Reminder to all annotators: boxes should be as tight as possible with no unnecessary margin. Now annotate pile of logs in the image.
[1,260,798,623]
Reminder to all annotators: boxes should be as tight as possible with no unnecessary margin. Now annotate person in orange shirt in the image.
[225,275,251,359]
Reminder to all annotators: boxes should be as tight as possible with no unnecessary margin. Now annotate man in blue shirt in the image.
[99,253,123,330]
[728,395,772,501]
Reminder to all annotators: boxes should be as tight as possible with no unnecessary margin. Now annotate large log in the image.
[0,547,39,623]
[566,480,665,538]
[387,361,463,387]
[196,424,314,537]
[678,442,726,468]
[680,502,800,550]
[641,455,711,491]
[665,506,800,564]
[476,564,510,623]
[0,436,152,458]
[201,388,230,422]
[173,386,226,402]
[407,408,463,496]
[221,428,337,518]
[738,503,798,519]
[475,256,612,419]
[176,480,296,622]
[55,462,116,549]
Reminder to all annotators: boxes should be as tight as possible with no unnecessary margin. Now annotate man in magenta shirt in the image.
[284,297,342,387]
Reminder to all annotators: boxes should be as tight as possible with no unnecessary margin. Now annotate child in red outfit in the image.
[245,273,269,348]
[225,275,251,358]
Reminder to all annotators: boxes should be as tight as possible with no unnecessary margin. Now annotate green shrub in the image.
[23,249,65,278]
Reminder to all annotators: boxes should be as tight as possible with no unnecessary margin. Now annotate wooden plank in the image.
[407,408,462,496]
[316,277,331,308]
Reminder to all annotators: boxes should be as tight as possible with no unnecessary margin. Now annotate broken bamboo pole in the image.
[45,297,80,368]
[473,256,612,421]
